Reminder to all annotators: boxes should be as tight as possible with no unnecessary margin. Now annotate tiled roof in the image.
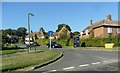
[26,32,44,38]
[82,20,119,33]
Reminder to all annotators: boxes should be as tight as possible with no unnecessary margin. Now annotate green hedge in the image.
[2,45,26,50]
[80,37,120,47]
[35,39,73,46]
[35,39,49,46]
[35,36,120,47]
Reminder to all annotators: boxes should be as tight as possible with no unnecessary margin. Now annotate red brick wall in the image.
[94,26,119,38]
[93,27,104,38]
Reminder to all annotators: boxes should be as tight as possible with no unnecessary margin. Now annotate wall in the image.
[93,27,104,38]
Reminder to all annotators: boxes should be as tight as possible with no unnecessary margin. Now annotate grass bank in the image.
[2,49,60,72]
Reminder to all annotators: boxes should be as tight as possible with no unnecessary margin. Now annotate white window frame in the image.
[107,27,112,33]
[117,28,120,33]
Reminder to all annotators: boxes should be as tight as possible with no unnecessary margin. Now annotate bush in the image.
[35,39,49,46]
[2,45,25,50]
[35,36,120,47]
[18,38,23,43]
[80,36,120,47]
[69,39,74,46]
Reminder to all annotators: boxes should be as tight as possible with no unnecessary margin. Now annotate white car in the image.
[25,38,33,45]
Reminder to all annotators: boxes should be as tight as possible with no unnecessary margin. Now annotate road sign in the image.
[48,31,53,36]
[48,31,53,50]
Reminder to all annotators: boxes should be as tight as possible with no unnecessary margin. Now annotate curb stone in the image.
[27,51,64,71]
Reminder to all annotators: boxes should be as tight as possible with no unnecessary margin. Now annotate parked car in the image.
[73,36,80,48]
[46,42,62,48]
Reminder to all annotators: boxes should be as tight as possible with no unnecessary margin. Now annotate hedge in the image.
[35,36,120,47]
[80,37,120,47]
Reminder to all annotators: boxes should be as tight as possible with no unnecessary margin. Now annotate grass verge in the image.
[1,49,60,72]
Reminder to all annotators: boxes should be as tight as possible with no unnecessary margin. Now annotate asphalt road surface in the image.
[34,47,119,72]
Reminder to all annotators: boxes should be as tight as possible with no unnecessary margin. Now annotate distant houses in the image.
[25,14,120,40]
[80,15,120,38]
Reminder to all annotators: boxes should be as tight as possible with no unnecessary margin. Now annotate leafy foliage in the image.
[80,36,120,47]
[56,24,71,32]
[59,29,68,40]
[16,27,27,37]
[2,27,27,44]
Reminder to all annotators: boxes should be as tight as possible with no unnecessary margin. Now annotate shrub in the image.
[80,36,120,47]
[2,45,25,50]
[35,39,49,46]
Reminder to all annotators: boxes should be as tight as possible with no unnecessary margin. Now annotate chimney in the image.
[90,20,92,26]
[107,15,112,21]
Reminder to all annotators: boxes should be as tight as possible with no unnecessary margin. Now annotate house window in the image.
[117,28,120,33]
[107,27,112,33]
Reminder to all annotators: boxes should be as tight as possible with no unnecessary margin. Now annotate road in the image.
[35,47,119,72]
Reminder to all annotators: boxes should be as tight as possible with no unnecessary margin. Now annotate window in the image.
[107,27,112,33]
[117,28,120,33]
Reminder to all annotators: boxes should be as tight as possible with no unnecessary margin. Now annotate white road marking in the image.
[49,69,57,72]
[79,64,89,67]
[42,70,57,73]
[103,61,108,63]
[92,62,101,65]
[63,66,75,70]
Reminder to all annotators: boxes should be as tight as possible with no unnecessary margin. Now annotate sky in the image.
[2,2,118,32]
[2,0,120,2]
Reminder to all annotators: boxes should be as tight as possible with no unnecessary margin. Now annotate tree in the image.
[56,24,71,32]
[16,27,27,37]
[16,27,27,41]
[3,29,13,35]
[73,31,80,36]
[2,33,9,44]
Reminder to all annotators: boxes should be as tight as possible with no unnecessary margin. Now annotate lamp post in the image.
[28,13,34,53]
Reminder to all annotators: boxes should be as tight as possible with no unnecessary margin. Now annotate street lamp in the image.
[28,13,34,52]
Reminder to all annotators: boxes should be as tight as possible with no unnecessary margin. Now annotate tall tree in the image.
[56,24,71,32]
[3,29,13,35]
[16,27,27,41]
[16,27,27,37]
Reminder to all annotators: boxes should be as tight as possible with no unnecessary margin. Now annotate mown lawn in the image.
[1,49,60,71]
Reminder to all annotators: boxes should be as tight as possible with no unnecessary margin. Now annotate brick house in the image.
[80,15,120,38]
[49,25,71,39]
[26,28,45,40]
